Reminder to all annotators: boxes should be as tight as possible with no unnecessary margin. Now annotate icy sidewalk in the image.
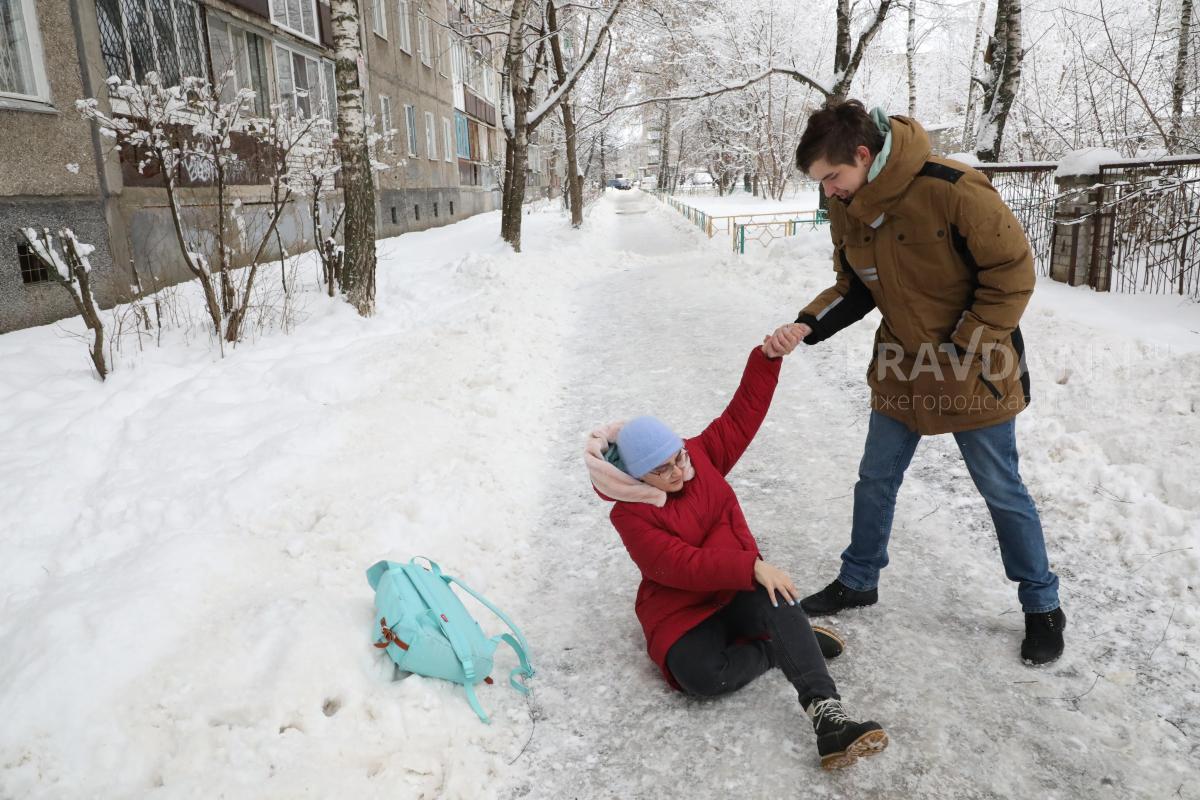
[509,194,1200,799]
[0,192,1196,799]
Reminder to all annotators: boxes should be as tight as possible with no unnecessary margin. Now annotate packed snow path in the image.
[508,191,1199,799]
[1,192,1196,799]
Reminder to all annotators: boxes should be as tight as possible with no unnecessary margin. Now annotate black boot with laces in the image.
[1022,607,1066,665]
[800,579,878,616]
[806,698,889,769]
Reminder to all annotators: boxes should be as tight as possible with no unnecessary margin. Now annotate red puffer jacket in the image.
[600,347,781,688]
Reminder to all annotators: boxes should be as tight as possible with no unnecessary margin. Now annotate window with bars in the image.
[269,0,317,43]
[404,104,417,156]
[95,0,206,87]
[424,111,436,160]
[396,0,412,53]
[17,242,49,284]
[0,0,50,102]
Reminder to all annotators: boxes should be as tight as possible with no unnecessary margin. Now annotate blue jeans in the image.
[838,411,1060,613]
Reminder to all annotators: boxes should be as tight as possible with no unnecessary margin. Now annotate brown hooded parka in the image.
[797,116,1034,435]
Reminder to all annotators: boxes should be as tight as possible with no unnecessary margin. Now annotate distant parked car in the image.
[639,176,658,190]
[613,178,633,190]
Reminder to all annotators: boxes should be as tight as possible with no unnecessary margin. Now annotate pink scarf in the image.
[583,421,695,507]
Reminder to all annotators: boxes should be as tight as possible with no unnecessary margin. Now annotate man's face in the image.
[807,145,874,202]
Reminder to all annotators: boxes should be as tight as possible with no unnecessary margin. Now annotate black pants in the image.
[666,586,839,708]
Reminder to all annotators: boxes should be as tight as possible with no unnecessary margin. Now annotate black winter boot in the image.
[806,698,888,769]
[811,626,845,659]
[1022,607,1066,665]
[800,580,878,616]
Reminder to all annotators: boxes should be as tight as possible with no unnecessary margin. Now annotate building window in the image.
[0,0,49,102]
[454,110,470,159]
[450,37,461,82]
[207,15,270,115]
[417,14,431,67]
[438,34,447,77]
[433,201,438,218]
[442,117,453,163]
[379,93,393,152]
[269,0,317,43]
[390,206,397,224]
[17,242,49,284]
[396,0,412,53]
[274,42,332,119]
[95,0,206,87]
[449,200,453,215]
[321,59,336,117]
[413,204,420,221]
[424,111,436,160]
[371,0,387,38]
[404,103,417,156]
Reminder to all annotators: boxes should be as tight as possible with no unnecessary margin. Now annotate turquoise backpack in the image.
[366,557,534,723]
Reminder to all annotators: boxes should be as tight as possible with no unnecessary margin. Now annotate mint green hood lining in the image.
[866,108,892,183]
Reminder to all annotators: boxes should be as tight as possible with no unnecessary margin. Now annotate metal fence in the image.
[656,193,828,253]
[978,164,1057,277]
[1092,157,1200,296]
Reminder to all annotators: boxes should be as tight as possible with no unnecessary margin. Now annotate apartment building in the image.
[0,0,511,334]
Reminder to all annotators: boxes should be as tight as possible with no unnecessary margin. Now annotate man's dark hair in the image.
[795,99,885,174]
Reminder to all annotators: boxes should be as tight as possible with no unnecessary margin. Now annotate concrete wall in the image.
[0,197,116,333]
[0,1,122,332]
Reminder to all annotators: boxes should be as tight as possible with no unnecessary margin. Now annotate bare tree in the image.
[906,0,918,116]
[975,0,1025,162]
[830,0,895,100]
[499,0,625,251]
[548,0,584,227]
[19,228,107,380]
[331,0,376,315]
[1170,0,1195,150]
[961,0,988,150]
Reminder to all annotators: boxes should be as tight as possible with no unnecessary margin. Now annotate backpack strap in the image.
[400,565,482,687]
[417,557,536,690]
[497,633,533,695]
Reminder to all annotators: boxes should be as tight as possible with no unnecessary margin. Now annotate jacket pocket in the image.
[893,224,956,296]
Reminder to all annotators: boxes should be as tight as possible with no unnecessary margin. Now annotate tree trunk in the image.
[599,131,607,189]
[829,0,894,99]
[548,1,583,227]
[1169,0,1194,150]
[658,102,672,192]
[331,0,376,316]
[961,0,988,150]
[906,0,918,116]
[502,132,529,249]
[500,0,532,250]
[975,0,1024,162]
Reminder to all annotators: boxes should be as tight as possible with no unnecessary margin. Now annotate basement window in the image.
[17,242,50,284]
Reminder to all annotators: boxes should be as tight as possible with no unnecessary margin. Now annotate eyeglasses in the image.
[647,448,688,478]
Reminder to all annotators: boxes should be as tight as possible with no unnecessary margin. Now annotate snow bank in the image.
[1055,147,1125,177]
[671,190,820,217]
[0,204,615,799]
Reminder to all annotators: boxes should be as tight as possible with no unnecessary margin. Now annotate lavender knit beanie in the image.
[617,416,682,479]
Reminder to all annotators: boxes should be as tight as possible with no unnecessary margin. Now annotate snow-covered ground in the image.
[2,192,1198,799]
[667,189,821,217]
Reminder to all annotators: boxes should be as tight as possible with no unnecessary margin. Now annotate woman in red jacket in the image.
[584,338,889,770]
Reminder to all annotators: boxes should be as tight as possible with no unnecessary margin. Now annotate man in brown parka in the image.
[767,100,1065,665]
